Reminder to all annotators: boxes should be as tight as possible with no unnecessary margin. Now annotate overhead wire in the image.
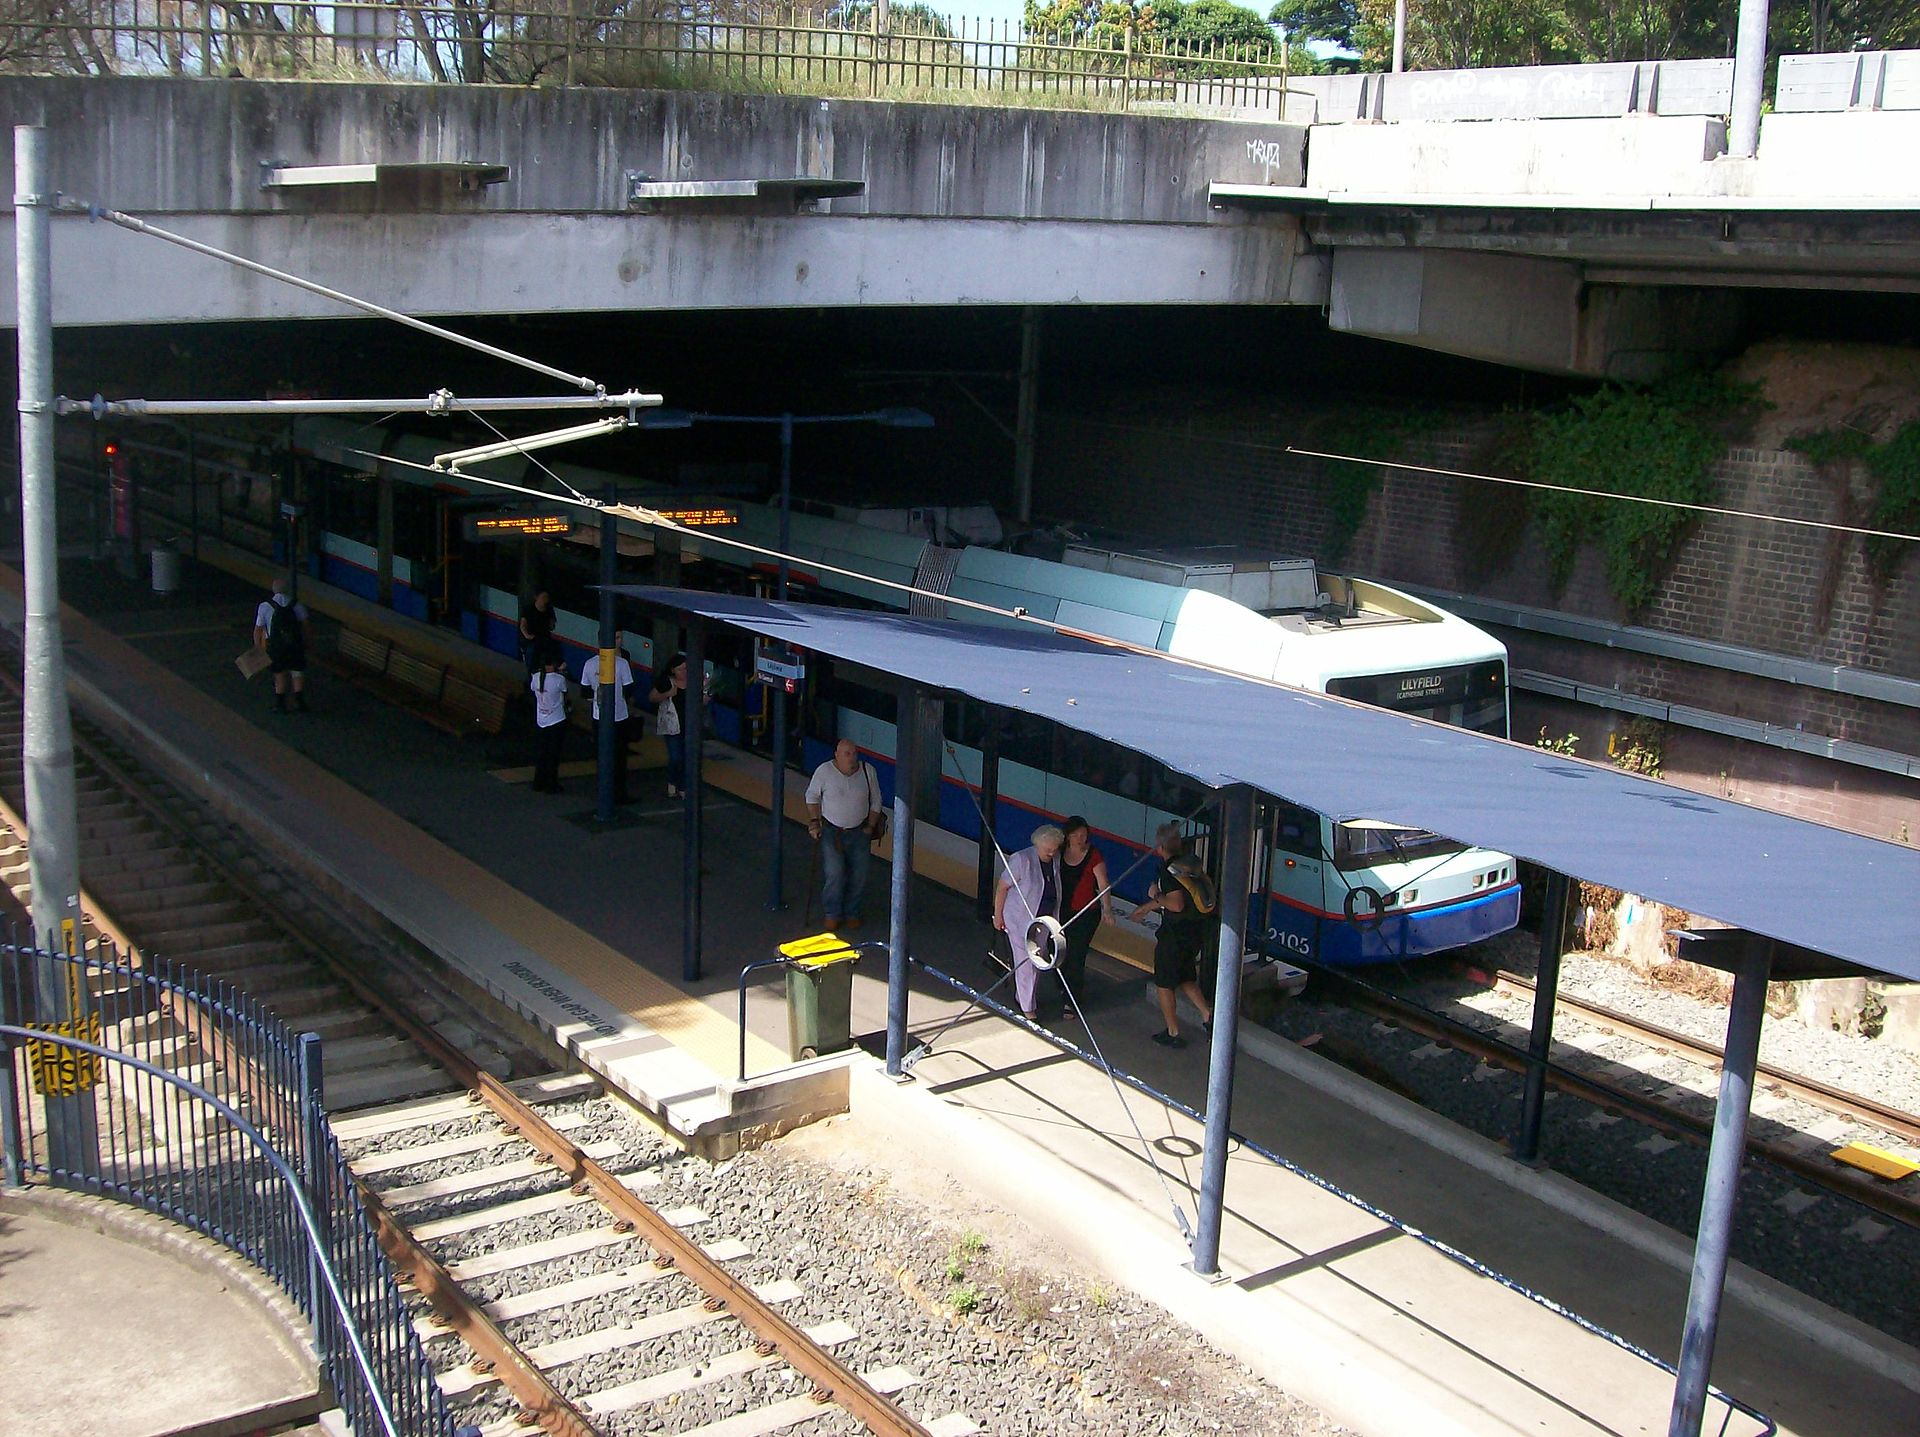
[925,736,1220,1241]
[1289,445,1920,546]
[65,199,606,394]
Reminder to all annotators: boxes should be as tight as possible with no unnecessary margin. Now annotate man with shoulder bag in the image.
[804,738,886,930]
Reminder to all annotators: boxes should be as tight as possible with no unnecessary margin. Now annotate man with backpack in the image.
[253,577,311,714]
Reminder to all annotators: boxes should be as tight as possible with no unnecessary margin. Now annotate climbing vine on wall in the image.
[1786,419,1920,583]
[1865,421,1920,581]
[1307,405,1443,562]
[1527,376,1759,617]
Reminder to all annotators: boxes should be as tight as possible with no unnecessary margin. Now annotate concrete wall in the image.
[1032,395,1920,842]
[0,76,1303,218]
[0,75,1320,323]
[1306,115,1729,198]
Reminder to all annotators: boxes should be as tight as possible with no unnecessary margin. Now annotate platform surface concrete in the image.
[12,555,1920,1437]
[0,1189,320,1437]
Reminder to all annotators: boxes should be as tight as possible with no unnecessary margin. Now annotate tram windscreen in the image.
[1326,659,1508,737]
[1333,820,1465,872]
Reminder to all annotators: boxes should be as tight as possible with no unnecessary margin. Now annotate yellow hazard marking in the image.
[598,649,616,685]
[27,1010,102,1097]
[779,933,862,968]
[1830,1142,1919,1181]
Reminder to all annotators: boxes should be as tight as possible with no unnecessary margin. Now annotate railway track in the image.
[0,688,460,1111]
[1295,959,1920,1229]
[0,679,961,1436]
[1481,965,1920,1149]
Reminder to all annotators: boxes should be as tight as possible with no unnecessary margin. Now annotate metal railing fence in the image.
[0,2,1292,113]
[0,934,466,1437]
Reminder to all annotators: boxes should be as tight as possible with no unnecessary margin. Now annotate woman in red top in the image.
[1054,816,1112,1021]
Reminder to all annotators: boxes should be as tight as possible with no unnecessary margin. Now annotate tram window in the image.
[1003,713,1052,770]
[943,700,988,750]
[1053,730,1139,797]
[1142,758,1201,814]
[1271,802,1320,858]
[816,664,896,726]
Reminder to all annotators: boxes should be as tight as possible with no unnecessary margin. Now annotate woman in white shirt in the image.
[529,647,569,793]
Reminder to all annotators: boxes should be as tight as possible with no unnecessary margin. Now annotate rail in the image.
[0,1,1294,114]
[0,938,468,1437]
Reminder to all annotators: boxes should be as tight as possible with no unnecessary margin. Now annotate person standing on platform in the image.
[518,590,555,673]
[650,651,690,800]
[528,645,568,794]
[1054,816,1112,1022]
[805,738,884,930]
[1132,822,1213,1049]
[994,823,1065,1024]
[580,633,635,804]
[253,577,310,714]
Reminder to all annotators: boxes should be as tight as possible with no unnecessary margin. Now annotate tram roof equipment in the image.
[616,585,1918,983]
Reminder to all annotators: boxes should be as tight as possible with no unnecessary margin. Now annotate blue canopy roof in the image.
[618,588,1920,981]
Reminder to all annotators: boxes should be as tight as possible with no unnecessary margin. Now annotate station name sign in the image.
[655,506,740,528]
[464,511,575,540]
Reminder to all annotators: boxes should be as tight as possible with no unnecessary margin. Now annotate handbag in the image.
[865,763,889,843]
[654,692,680,736]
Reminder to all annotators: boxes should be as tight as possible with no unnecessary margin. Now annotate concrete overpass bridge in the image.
[1,47,1917,378]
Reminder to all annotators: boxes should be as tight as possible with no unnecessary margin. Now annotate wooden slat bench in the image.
[329,628,513,740]
[440,675,511,739]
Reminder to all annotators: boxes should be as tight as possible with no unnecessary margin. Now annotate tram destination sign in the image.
[655,506,740,528]
[464,510,575,541]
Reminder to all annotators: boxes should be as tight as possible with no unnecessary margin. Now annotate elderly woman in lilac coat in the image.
[993,824,1066,1022]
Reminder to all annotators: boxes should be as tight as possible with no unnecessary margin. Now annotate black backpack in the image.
[265,600,299,661]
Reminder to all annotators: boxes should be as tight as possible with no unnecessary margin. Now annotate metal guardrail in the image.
[0,937,468,1437]
[0,1,1292,114]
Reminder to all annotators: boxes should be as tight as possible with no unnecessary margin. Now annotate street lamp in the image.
[639,406,934,913]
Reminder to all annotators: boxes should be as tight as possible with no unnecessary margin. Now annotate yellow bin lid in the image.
[779,933,862,969]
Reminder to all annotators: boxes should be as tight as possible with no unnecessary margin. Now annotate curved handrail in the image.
[0,1024,404,1437]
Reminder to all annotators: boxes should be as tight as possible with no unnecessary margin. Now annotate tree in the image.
[1268,0,1359,51]
[1156,0,1281,48]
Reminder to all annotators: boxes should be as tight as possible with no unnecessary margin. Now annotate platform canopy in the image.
[616,588,1920,982]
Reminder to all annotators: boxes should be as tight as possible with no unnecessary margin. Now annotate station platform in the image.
[9,555,1920,1437]
[0,1187,321,1437]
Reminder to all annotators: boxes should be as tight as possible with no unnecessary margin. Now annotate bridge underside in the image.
[2,211,1324,327]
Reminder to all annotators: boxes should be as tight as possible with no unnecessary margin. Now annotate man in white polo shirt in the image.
[579,633,635,804]
[804,738,884,929]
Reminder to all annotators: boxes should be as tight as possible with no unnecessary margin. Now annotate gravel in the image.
[355,1091,1350,1435]
[1261,937,1920,1346]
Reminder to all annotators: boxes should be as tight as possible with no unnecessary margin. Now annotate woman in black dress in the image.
[1054,815,1112,1020]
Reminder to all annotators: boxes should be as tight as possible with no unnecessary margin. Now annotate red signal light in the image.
[104,443,118,456]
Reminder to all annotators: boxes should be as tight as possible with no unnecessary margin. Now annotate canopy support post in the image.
[595,484,619,825]
[886,686,927,1077]
[681,623,707,983]
[1192,785,1256,1277]
[1668,934,1772,1437]
[974,716,999,922]
[1514,870,1570,1164]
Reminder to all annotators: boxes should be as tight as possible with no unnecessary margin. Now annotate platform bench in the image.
[329,628,511,739]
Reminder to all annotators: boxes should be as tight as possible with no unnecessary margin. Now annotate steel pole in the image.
[1727,0,1771,159]
[768,415,793,911]
[1013,308,1039,524]
[1514,870,1570,1163]
[974,718,999,923]
[682,624,707,983]
[1192,787,1255,1276]
[1668,939,1772,1437]
[15,125,94,1168]
[885,690,921,1076]
[595,485,618,823]
[1391,0,1406,72]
